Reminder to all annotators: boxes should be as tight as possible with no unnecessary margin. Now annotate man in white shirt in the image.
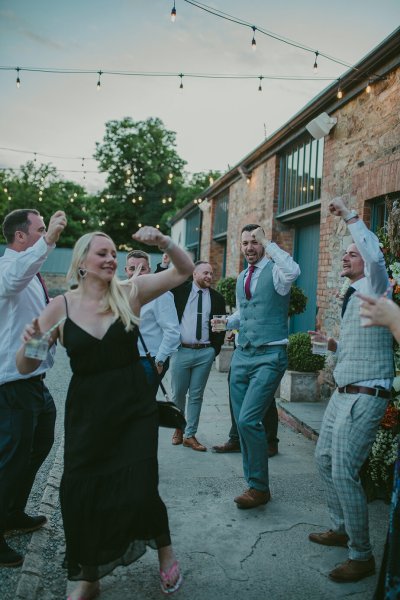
[226,224,300,509]
[125,250,180,395]
[308,197,394,583]
[0,208,67,567]
[169,261,226,451]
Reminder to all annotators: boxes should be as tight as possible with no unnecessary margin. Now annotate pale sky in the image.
[0,0,399,192]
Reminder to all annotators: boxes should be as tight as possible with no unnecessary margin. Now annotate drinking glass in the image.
[24,332,51,360]
[212,315,227,332]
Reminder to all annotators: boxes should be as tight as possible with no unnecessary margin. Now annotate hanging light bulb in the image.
[366,80,372,94]
[337,81,343,99]
[97,70,102,91]
[258,76,263,92]
[313,51,319,73]
[16,67,21,88]
[171,1,176,22]
[251,26,256,51]
[179,73,183,89]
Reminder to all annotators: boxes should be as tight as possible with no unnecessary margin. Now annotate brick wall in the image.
[318,68,400,340]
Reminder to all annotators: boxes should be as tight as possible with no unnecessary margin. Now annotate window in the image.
[185,209,201,258]
[213,193,229,239]
[278,136,324,214]
[370,192,399,233]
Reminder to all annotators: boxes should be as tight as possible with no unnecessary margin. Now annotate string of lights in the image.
[177,0,363,74]
[0,146,97,161]
[0,65,380,97]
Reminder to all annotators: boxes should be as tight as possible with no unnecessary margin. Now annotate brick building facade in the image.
[171,28,400,358]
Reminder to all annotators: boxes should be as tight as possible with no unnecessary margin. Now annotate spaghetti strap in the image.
[63,294,69,317]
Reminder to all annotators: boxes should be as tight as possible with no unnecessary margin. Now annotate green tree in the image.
[0,162,98,247]
[94,117,187,246]
[159,169,221,229]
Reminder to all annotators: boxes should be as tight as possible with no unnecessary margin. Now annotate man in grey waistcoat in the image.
[309,197,394,583]
[226,224,300,509]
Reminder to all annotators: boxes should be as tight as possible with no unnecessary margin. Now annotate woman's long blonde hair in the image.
[66,232,139,330]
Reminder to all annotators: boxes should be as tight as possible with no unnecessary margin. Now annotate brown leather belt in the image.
[337,385,391,399]
[181,343,211,349]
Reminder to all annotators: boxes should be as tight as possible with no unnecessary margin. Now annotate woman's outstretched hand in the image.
[132,226,168,248]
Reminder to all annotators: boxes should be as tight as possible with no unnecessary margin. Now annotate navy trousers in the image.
[0,378,56,533]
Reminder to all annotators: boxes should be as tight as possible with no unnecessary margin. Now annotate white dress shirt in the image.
[137,291,180,362]
[227,241,300,345]
[0,236,56,384]
[180,283,212,345]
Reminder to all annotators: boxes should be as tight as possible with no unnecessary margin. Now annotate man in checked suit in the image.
[169,261,226,451]
[308,196,394,583]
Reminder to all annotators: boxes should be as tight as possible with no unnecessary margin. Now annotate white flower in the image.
[389,262,400,285]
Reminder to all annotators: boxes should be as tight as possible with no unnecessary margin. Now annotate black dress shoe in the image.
[0,536,23,567]
[213,440,241,453]
[5,513,47,535]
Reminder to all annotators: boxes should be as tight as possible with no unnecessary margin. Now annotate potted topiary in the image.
[280,332,326,402]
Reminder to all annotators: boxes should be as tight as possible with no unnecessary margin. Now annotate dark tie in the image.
[196,290,203,340]
[244,265,255,300]
[36,272,50,304]
[341,285,355,317]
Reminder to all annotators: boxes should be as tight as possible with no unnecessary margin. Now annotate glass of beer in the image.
[212,315,227,332]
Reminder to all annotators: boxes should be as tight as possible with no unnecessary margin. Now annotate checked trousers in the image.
[315,389,388,560]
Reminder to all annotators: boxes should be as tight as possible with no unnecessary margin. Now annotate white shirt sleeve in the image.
[348,219,390,295]
[0,237,53,297]
[266,242,301,296]
[153,292,181,363]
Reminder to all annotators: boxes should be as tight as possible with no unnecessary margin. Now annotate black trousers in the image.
[0,378,56,534]
[227,367,279,446]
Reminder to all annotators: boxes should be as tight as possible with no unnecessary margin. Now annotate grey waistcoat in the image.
[237,262,290,348]
[334,293,394,387]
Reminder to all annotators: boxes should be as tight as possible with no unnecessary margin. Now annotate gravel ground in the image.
[0,347,70,600]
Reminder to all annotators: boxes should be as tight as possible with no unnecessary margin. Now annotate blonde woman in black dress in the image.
[17,227,194,600]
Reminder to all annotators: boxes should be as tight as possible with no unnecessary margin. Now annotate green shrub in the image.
[289,284,308,317]
[216,276,237,311]
[287,332,326,372]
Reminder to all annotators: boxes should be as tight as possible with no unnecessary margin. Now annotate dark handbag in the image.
[137,330,186,430]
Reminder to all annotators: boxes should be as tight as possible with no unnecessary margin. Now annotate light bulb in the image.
[16,68,20,88]
[251,27,256,51]
[337,88,343,99]
[313,51,319,73]
[97,70,102,91]
[366,82,372,94]
[258,76,262,92]
[179,74,183,89]
[171,2,176,22]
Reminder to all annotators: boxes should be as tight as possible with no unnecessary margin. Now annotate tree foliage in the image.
[94,117,187,246]
[0,162,99,247]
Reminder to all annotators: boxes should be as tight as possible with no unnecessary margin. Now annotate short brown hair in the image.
[126,249,150,263]
[2,209,40,244]
[240,223,264,235]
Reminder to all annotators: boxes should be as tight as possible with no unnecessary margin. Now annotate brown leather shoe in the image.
[183,436,207,452]
[172,429,183,445]
[309,529,349,548]
[268,444,278,458]
[329,557,375,583]
[213,440,241,453]
[234,488,271,509]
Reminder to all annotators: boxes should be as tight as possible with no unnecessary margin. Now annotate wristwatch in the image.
[156,361,164,368]
[343,210,359,223]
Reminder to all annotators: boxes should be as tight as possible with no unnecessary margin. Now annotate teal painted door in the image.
[290,219,320,333]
